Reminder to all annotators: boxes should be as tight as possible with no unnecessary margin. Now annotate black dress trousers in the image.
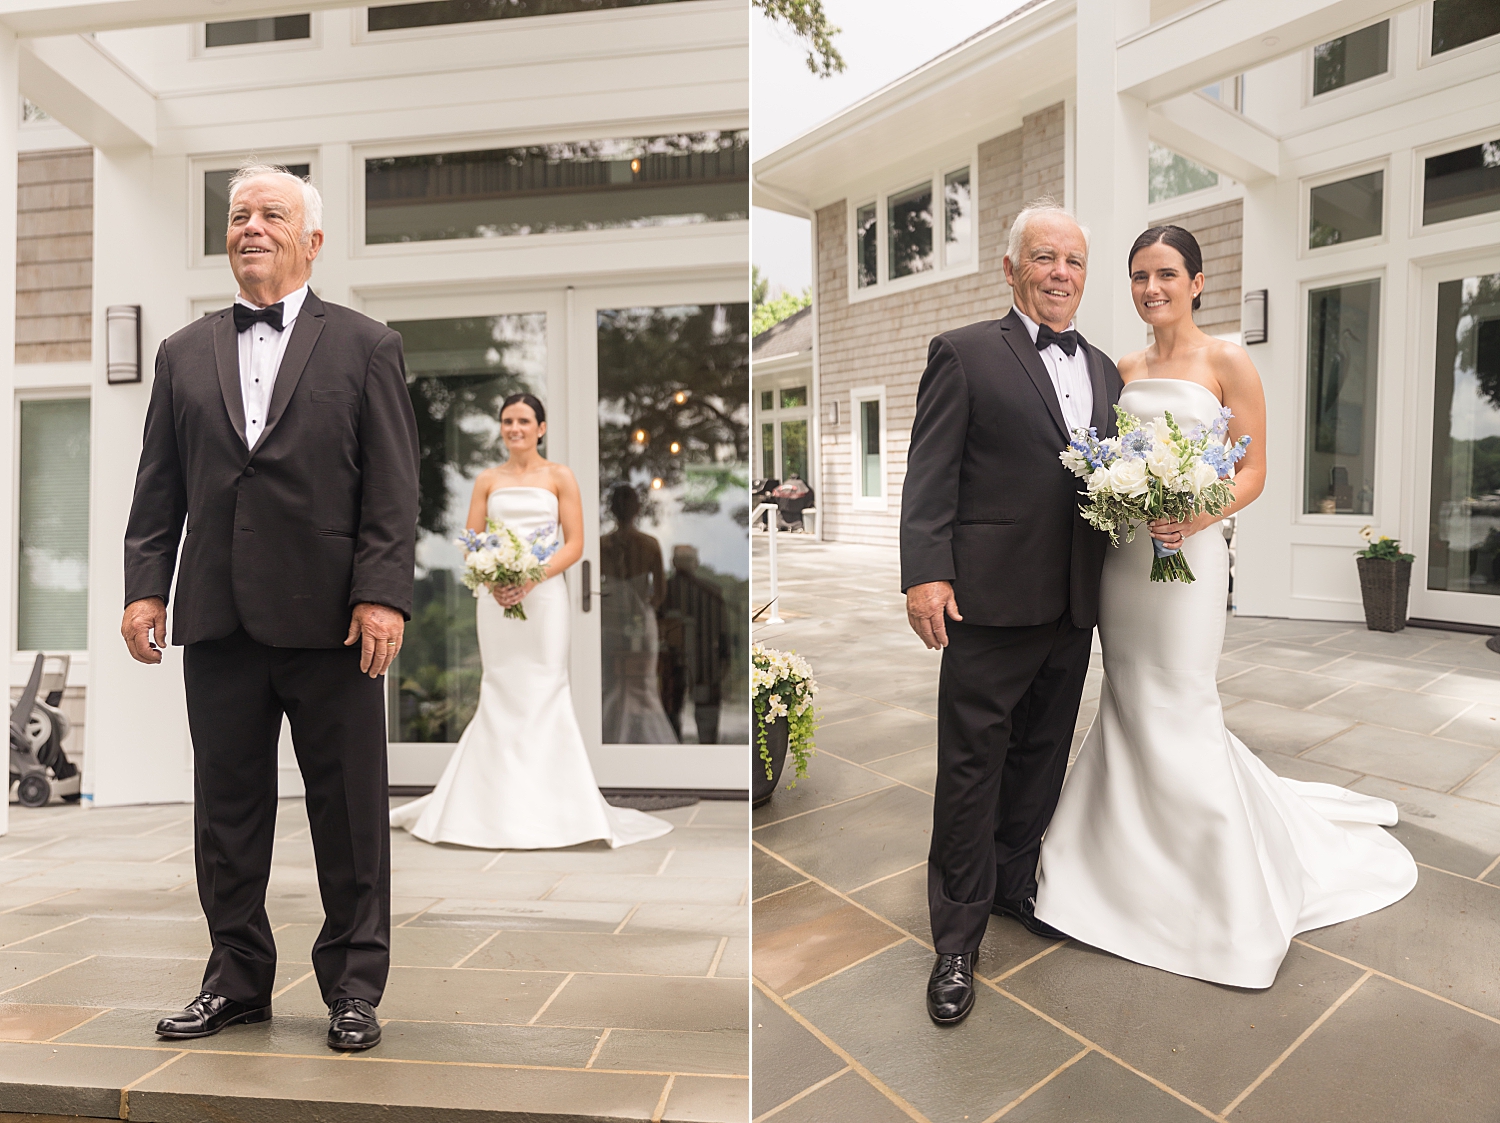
[928,615,1093,955]
[184,628,391,1008]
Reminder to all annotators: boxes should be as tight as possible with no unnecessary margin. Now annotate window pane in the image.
[18,399,90,651]
[1433,0,1500,56]
[365,132,748,245]
[205,13,310,47]
[204,163,310,256]
[1424,139,1500,226]
[779,385,807,409]
[1429,272,1500,595]
[1309,171,1383,247]
[944,168,972,268]
[370,0,691,33]
[597,304,748,746]
[1313,20,1389,95]
[1305,280,1379,515]
[860,399,881,497]
[856,203,877,288]
[887,181,933,280]
[386,314,548,742]
[1148,144,1218,205]
[760,422,775,479]
[780,418,808,481]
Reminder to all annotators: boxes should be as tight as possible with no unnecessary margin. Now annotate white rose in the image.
[1086,466,1112,494]
[1188,460,1218,496]
[1107,457,1150,497]
[1145,443,1179,482]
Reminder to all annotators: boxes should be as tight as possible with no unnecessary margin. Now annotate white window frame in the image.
[847,147,980,305]
[188,149,321,270]
[351,127,749,260]
[1295,266,1386,527]
[1299,158,1390,259]
[1304,17,1394,104]
[752,373,813,485]
[850,385,888,511]
[353,0,741,46]
[190,12,322,59]
[1411,126,1500,239]
[13,387,92,661]
[1147,142,1223,211]
[1419,0,1500,68]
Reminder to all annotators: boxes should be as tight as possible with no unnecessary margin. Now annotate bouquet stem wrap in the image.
[1151,539,1195,583]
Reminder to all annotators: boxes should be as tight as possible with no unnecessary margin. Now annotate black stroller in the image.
[9,653,79,807]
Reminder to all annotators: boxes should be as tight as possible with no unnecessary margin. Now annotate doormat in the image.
[603,793,700,811]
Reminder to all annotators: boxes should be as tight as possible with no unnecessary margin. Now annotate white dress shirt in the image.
[1015,307,1094,434]
[236,283,309,447]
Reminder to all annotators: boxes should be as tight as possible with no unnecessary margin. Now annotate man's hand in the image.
[345,602,405,678]
[906,581,962,650]
[121,598,168,664]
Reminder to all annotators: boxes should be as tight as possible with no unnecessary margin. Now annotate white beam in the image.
[20,35,154,147]
[0,28,13,836]
[1149,93,1278,183]
[1118,0,1407,104]
[0,0,355,37]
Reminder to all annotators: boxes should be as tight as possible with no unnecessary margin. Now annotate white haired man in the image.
[900,198,1122,1026]
[122,163,419,1051]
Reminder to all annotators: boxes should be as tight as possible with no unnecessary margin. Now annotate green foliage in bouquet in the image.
[752,644,818,785]
[1356,527,1415,563]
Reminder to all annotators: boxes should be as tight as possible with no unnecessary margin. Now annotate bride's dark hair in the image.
[500,391,547,425]
[1128,225,1204,312]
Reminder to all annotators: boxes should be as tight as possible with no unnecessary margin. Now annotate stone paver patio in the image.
[0,794,748,1122]
[752,535,1500,1123]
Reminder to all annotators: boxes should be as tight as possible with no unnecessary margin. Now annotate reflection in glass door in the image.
[388,314,547,745]
[1429,271,1500,600]
[596,304,749,749]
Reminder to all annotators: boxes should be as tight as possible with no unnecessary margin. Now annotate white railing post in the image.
[753,501,783,625]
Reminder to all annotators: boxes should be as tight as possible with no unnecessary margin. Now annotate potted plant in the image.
[1356,527,1415,632]
[752,644,818,808]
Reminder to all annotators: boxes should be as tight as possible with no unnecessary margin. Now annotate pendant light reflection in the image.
[632,428,649,445]
[650,477,663,490]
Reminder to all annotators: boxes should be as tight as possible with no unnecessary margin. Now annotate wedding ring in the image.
[386,641,398,646]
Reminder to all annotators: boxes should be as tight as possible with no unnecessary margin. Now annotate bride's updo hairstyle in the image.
[500,391,547,425]
[1128,225,1205,312]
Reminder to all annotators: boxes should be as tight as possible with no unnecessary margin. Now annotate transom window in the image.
[852,161,975,296]
[1309,171,1383,248]
[1312,20,1389,96]
[1149,144,1218,206]
[1431,0,1500,57]
[205,14,310,47]
[1423,138,1500,226]
[367,0,698,33]
[364,132,748,245]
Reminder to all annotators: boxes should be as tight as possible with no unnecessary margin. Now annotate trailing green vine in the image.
[752,644,819,785]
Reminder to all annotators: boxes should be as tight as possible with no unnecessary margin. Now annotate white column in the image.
[84,145,193,807]
[0,30,16,835]
[1074,0,1151,358]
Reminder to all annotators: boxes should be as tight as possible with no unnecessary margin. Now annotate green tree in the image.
[753,0,845,77]
[752,288,812,336]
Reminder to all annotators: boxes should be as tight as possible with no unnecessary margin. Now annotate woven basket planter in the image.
[1356,557,1412,633]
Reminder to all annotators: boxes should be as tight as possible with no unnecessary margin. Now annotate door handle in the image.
[583,560,592,612]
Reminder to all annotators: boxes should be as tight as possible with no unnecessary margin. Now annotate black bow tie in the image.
[234,302,284,333]
[1035,323,1079,357]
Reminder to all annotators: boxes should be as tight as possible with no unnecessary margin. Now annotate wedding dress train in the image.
[390,487,673,850]
[1034,378,1416,989]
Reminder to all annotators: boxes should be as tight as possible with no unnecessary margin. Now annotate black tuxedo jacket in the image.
[124,290,420,648]
[900,309,1122,630]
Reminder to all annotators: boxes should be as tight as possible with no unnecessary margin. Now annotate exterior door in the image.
[1411,254,1500,627]
[569,279,749,791]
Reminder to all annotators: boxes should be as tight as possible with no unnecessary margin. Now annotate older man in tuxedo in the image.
[122,163,419,1051]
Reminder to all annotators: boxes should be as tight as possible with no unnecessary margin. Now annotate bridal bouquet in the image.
[456,517,561,620]
[1060,405,1250,583]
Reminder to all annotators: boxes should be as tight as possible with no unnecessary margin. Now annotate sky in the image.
[752,0,1031,296]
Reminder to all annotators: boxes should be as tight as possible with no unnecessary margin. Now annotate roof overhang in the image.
[753,0,1075,216]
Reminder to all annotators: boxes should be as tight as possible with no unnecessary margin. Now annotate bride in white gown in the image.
[1034,227,1416,989]
[390,393,672,850]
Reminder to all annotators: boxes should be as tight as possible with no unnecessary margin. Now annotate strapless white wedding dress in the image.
[390,487,672,850]
[1034,378,1416,989]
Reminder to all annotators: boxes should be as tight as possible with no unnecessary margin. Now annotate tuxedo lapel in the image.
[213,310,249,449]
[999,309,1069,443]
[252,290,326,455]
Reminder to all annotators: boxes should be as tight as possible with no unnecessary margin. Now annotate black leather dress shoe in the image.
[328,997,381,1051]
[926,951,976,1026]
[155,992,271,1039]
[993,896,1067,940]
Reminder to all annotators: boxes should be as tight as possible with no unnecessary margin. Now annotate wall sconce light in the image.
[106,305,142,383]
[1243,290,1268,345]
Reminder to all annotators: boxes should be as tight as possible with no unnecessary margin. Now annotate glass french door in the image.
[1412,254,1500,627]
[365,281,748,791]
[571,280,749,791]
